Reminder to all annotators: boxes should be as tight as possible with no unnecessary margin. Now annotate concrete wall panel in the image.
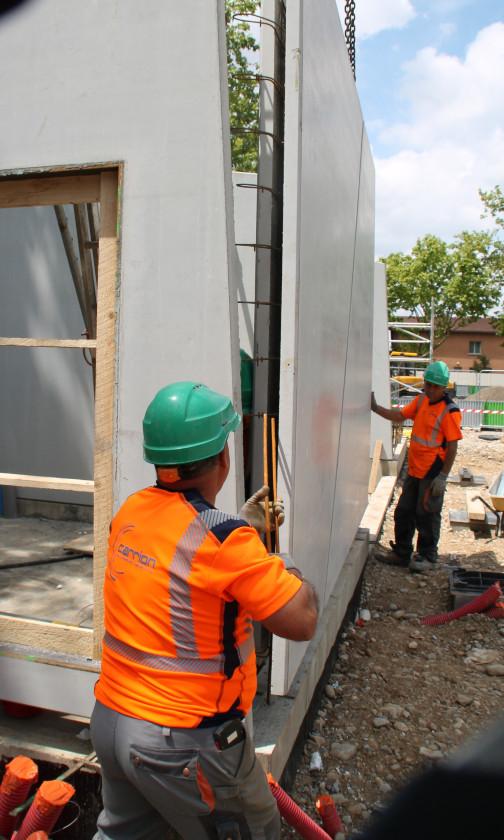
[371,262,393,458]
[0,206,94,505]
[0,0,242,513]
[275,0,375,692]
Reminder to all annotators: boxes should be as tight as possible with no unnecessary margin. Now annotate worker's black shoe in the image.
[409,555,437,572]
[373,548,410,568]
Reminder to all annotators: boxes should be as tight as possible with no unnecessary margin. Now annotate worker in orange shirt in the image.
[91,381,318,840]
[371,361,462,572]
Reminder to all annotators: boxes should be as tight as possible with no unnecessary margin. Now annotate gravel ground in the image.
[281,428,504,839]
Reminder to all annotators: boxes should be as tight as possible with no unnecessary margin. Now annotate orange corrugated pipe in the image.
[0,756,38,838]
[12,779,74,840]
[420,582,501,626]
[25,833,49,840]
[267,774,332,840]
[316,793,344,836]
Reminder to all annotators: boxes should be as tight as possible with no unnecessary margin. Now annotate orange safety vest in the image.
[401,394,462,479]
[94,486,301,727]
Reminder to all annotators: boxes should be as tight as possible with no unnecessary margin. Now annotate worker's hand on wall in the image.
[371,392,378,413]
[240,485,285,534]
[430,473,448,497]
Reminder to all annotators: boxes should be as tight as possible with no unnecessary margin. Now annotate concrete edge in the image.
[252,533,369,780]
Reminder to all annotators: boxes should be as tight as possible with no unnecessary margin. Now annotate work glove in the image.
[274,552,304,580]
[430,473,447,497]
[371,392,378,412]
[239,485,285,534]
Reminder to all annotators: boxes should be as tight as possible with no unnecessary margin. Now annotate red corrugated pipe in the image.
[0,756,38,839]
[483,600,504,619]
[267,774,332,840]
[316,793,344,836]
[420,582,501,627]
[12,779,74,840]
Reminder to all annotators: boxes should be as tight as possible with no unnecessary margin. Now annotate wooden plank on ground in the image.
[63,535,94,555]
[360,476,397,542]
[466,490,486,521]
[368,440,383,495]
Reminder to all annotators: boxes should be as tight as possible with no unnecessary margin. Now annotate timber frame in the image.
[0,164,121,662]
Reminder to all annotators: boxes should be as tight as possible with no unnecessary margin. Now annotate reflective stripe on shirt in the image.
[103,629,255,675]
[410,396,454,448]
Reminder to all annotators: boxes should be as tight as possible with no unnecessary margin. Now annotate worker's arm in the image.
[371,392,405,424]
[441,440,458,476]
[261,575,319,641]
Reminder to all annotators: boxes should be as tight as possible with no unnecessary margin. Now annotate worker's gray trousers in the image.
[90,700,280,840]
[393,474,442,562]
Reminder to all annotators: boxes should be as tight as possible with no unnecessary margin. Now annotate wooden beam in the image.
[466,490,486,521]
[87,203,100,278]
[0,473,94,493]
[368,440,383,495]
[74,204,97,339]
[93,169,120,659]
[54,205,87,324]
[0,174,101,207]
[361,476,397,542]
[0,337,97,348]
[0,616,93,657]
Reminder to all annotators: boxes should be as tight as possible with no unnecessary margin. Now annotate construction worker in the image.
[371,361,462,572]
[90,381,319,840]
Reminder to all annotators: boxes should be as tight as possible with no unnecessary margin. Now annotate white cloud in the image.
[381,22,504,149]
[374,22,504,256]
[335,0,416,39]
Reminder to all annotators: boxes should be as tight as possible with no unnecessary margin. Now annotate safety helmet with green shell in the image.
[143,382,241,465]
[424,361,450,387]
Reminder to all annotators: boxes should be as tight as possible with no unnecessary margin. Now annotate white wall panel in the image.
[0,0,242,513]
[0,206,95,506]
[232,172,258,357]
[274,0,375,692]
[371,262,393,457]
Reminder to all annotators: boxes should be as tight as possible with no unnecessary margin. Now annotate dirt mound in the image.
[461,386,504,402]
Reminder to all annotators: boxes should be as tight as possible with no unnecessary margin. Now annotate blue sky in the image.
[335,0,504,257]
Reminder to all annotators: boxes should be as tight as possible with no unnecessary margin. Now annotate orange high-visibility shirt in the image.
[94,487,302,727]
[401,394,462,479]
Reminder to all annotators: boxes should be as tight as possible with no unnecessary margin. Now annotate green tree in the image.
[471,354,492,373]
[480,186,504,337]
[226,1,260,172]
[382,227,503,351]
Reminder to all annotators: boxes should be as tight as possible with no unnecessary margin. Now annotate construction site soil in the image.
[281,427,504,839]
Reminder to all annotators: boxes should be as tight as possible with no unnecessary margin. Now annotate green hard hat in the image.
[424,361,450,387]
[143,382,241,465]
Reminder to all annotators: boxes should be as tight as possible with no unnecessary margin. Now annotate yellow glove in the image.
[239,485,285,534]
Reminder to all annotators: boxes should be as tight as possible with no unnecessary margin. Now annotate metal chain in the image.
[344,0,356,80]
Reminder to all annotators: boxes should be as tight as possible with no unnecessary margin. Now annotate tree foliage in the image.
[480,186,504,336]
[226,0,260,172]
[381,188,504,350]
